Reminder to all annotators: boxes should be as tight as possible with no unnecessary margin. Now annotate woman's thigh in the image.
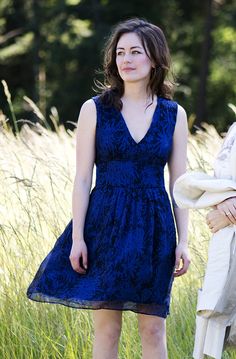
[92,309,123,333]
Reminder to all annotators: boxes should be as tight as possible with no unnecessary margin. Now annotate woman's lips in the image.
[122,68,135,72]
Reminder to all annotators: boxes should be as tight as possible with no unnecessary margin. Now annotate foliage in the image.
[0,1,235,132]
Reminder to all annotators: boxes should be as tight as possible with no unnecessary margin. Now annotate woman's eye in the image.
[116,51,141,56]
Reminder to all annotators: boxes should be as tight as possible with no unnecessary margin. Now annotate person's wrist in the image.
[72,238,85,244]
[177,239,188,246]
[72,233,85,242]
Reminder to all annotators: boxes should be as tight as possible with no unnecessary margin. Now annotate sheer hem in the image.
[26,291,169,318]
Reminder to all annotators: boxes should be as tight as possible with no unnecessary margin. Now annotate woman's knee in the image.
[94,322,122,345]
[138,316,166,344]
[93,310,122,342]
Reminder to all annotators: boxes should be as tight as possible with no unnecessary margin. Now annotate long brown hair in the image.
[95,18,176,110]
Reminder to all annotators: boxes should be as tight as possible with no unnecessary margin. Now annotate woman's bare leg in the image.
[138,313,168,359]
[92,309,123,359]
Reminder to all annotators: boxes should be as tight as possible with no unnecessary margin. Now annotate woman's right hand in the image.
[206,209,232,233]
[69,239,88,274]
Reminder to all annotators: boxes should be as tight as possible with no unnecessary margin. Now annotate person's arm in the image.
[70,99,96,274]
[168,104,191,277]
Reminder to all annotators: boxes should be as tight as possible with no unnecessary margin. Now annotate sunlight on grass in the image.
[1,116,235,358]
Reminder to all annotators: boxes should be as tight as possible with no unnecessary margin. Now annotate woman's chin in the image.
[122,75,149,84]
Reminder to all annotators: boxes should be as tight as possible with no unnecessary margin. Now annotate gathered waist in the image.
[95,160,165,188]
[94,184,165,190]
[90,184,170,204]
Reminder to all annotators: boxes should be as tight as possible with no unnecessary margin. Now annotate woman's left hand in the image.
[216,197,236,224]
[206,209,232,233]
[174,242,191,277]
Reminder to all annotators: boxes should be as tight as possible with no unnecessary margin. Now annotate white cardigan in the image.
[173,123,236,359]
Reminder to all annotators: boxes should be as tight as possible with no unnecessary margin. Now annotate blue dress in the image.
[26,95,178,318]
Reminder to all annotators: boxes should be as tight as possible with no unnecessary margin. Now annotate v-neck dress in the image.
[26,94,178,318]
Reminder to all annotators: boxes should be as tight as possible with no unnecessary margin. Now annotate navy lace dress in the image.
[26,95,178,318]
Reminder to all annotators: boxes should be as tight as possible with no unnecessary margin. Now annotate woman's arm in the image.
[168,104,191,277]
[70,99,97,274]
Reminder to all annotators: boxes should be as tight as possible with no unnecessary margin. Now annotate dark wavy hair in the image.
[95,18,176,110]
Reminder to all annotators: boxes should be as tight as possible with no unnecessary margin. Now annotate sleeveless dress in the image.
[26,95,178,318]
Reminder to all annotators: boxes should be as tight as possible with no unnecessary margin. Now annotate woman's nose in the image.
[123,53,132,63]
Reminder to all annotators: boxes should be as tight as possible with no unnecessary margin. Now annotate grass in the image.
[0,99,235,358]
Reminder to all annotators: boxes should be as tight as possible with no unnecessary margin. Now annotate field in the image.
[0,115,235,358]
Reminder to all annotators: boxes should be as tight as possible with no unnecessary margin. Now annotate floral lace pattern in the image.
[214,123,236,179]
[27,95,178,318]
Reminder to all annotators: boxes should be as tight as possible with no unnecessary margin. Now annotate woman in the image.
[27,18,190,359]
[173,122,236,358]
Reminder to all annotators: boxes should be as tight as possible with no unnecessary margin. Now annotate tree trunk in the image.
[32,0,40,105]
[195,0,214,130]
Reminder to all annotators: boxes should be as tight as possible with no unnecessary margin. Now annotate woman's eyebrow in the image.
[116,46,143,50]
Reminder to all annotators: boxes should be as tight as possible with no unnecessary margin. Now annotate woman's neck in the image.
[122,81,153,104]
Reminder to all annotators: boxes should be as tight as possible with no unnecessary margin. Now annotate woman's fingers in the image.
[206,208,233,232]
[69,242,88,274]
[70,255,86,274]
[225,212,236,224]
[82,251,88,270]
[206,213,211,225]
[174,256,191,277]
[217,197,236,223]
[174,245,191,277]
[219,207,236,224]
[224,204,236,224]
[175,252,181,270]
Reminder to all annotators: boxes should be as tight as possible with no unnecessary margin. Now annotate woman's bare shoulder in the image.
[80,99,96,116]
[175,104,188,131]
[177,104,187,118]
[77,99,97,128]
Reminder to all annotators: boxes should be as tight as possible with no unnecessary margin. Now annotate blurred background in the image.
[1,2,236,358]
[0,0,235,134]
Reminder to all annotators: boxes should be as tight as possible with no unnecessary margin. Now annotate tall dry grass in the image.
[0,88,235,358]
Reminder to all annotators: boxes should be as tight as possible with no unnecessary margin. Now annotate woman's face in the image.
[115,32,154,84]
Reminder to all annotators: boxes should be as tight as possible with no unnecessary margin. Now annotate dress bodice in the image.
[92,95,178,189]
